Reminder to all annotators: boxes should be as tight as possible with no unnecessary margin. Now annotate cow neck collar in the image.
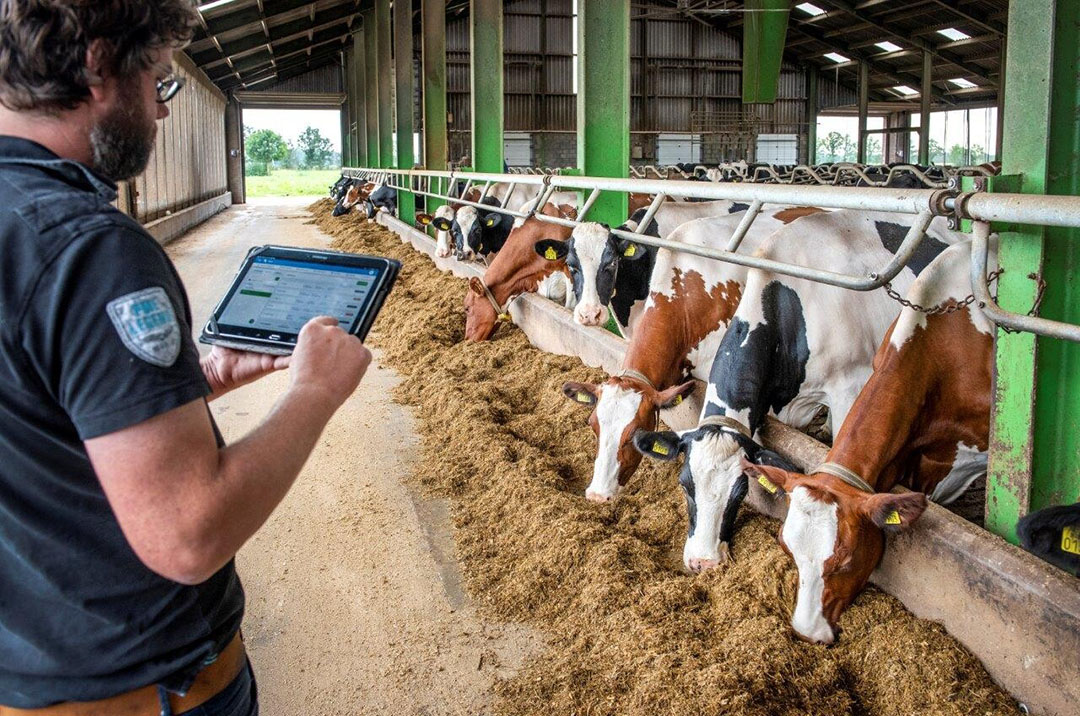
[698,414,751,439]
[478,279,513,323]
[617,368,655,391]
[814,462,875,494]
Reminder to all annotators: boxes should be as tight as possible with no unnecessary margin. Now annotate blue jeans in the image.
[160,660,258,716]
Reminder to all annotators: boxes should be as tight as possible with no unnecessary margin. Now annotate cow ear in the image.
[861,492,928,533]
[417,213,433,225]
[561,381,598,406]
[751,448,799,473]
[657,380,695,409]
[483,215,498,228]
[433,217,453,231]
[468,277,486,297]
[617,238,646,260]
[739,458,797,496]
[632,430,682,462]
[535,239,569,262]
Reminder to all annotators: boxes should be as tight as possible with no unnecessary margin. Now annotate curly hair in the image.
[0,0,201,113]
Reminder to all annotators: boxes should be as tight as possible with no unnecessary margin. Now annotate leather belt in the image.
[0,632,246,716]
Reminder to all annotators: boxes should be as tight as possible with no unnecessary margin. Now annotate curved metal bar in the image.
[970,221,1080,341]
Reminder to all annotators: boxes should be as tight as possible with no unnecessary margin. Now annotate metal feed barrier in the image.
[343,166,1080,342]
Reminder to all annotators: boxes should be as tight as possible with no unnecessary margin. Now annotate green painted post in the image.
[857,61,869,164]
[919,50,931,165]
[394,0,415,223]
[577,0,629,227]
[742,0,789,104]
[470,0,503,173]
[341,51,353,167]
[364,11,379,167]
[376,0,393,168]
[806,70,818,164]
[422,0,448,212]
[352,30,368,167]
[986,0,1080,542]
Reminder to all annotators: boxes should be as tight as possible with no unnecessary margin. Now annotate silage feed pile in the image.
[309,200,1018,716]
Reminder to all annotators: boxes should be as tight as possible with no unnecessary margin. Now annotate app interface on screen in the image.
[219,256,380,334]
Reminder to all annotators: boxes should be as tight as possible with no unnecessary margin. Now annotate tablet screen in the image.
[215,255,383,340]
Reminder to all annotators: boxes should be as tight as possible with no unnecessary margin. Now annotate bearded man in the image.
[0,2,372,714]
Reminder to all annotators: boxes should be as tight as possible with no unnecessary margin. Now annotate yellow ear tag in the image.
[545,247,558,261]
[485,217,496,227]
[623,244,637,258]
[498,312,512,323]
[1061,525,1080,555]
[673,395,683,406]
[758,475,778,494]
[652,441,670,456]
[884,510,902,526]
[575,392,592,404]
[419,216,431,225]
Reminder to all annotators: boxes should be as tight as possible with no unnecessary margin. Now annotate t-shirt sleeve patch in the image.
[105,287,181,368]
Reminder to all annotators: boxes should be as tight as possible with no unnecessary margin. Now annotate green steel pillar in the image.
[986,0,1080,542]
[363,12,379,167]
[422,0,448,213]
[341,51,353,167]
[376,0,393,168]
[806,70,818,164]
[742,0,789,104]
[919,50,931,165]
[470,0,503,173]
[352,30,368,167]
[577,0,629,227]
[857,60,869,164]
[394,0,415,222]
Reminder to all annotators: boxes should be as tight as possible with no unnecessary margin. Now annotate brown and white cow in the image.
[463,202,578,341]
[562,206,823,502]
[741,238,996,644]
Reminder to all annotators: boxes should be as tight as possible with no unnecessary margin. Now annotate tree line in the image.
[244,126,339,176]
[815,130,989,166]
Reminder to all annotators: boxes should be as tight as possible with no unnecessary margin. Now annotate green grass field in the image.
[245,169,341,198]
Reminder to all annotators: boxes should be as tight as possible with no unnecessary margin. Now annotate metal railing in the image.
[342,166,1080,342]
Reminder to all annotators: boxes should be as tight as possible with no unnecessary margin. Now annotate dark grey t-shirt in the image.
[0,137,243,708]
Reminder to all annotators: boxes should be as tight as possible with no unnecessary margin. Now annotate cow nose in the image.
[584,490,614,504]
[793,624,836,645]
[687,557,719,573]
[575,305,605,326]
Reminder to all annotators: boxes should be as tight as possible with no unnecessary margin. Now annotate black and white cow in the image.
[453,196,513,261]
[361,183,398,220]
[1019,503,1080,576]
[634,210,959,571]
[533,201,754,337]
[329,175,352,202]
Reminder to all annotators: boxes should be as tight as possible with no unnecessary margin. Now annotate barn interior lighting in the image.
[823,52,850,63]
[198,0,240,12]
[875,41,902,52]
[937,27,971,41]
[795,2,826,15]
[892,85,918,96]
[949,77,978,89]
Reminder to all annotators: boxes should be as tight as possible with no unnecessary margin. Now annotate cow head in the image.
[417,205,458,258]
[633,424,796,572]
[454,196,503,260]
[740,460,928,644]
[562,377,696,502]
[556,223,647,326]
[464,277,499,342]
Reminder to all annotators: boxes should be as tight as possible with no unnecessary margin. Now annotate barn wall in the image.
[431,0,850,167]
[133,51,228,224]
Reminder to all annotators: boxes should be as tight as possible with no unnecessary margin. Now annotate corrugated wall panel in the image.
[249,63,344,94]
[135,53,227,223]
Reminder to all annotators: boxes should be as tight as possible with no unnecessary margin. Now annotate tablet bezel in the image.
[202,245,396,349]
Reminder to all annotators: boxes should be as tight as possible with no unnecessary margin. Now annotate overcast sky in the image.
[242,109,343,153]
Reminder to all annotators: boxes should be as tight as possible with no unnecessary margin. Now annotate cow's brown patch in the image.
[774,206,827,224]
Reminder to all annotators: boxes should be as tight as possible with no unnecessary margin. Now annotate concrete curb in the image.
[378,212,1080,716]
[145,192,232,246]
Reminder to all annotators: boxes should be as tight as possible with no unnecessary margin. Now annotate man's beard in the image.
[89,84,156,181]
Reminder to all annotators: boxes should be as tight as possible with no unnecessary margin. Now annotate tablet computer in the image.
[199,245,400,355]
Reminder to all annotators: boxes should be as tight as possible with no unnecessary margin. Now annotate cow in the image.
[631,210,959,571]
[329,175,352,202]
[360,183,397,220]
[332,179,369,217]
[454,196,515,261]
[738,238,997,644]
[1018,503,1080,576]
[560,206,822,503]
[463,202,578,341]
[417,204,458,258]
[535,201,757,337]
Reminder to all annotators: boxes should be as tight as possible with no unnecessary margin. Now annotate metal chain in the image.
[882,269,1004,316]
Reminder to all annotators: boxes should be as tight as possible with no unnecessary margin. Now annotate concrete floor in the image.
[166,199,537,716]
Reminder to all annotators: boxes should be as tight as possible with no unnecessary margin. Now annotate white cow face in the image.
[565,223,646,327]
[562,378,695,503]
[455,206,481,260]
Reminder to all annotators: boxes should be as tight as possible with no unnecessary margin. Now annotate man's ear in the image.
[561,381,598,406]
[616,238,646,261]
[84,39,111,100]
[860,492,928,533]
[417,213,433,226]
[657,380,696,409]
[632,430,682,462]
[535,239,569,262]
[739,457,797,496]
